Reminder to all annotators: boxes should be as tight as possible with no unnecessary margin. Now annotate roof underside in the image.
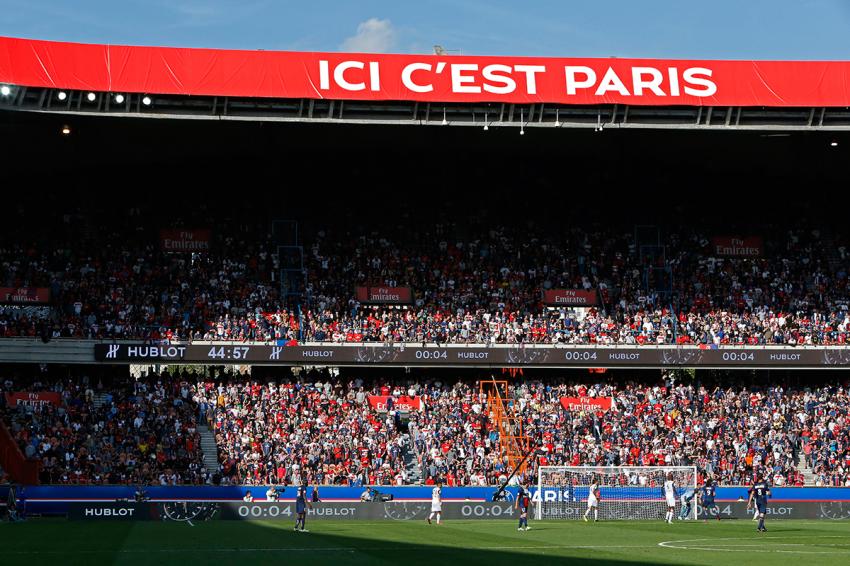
[3,88,850,130]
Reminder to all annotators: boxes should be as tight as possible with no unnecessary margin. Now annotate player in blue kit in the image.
[294,481,313,532]
[700,479,720,521]
[747,474,771,533]
[678,488,696,520]
[515,482,532,531]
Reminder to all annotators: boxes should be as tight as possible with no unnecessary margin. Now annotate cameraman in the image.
[7,485,23,522]
[360,487,375,502]
[266,486,280,502]
[134,485,149,502]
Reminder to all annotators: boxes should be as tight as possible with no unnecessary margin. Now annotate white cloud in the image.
[340,18,396,53]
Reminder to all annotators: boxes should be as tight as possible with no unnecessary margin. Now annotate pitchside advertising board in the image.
[95,343,850,368]
[9,36,850,107]
[17,486,850,520]
[220,501,519,521]
[65,501,850,522]
[66,501,519,522]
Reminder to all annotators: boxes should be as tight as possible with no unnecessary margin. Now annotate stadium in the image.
[0,31,850,566]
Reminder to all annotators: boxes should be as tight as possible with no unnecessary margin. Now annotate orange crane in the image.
[480,378,532,478]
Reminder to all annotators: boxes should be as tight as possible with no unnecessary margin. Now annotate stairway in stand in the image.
[198,423,221,474]
[797,451,819,486]
[819,234,844,273]
[92,392,110,409]
[402,427,422,484]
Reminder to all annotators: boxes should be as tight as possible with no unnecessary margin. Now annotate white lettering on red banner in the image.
[559,396,613,412]
[711,236,764,258]
[542,289,598,306]
[0,287,50,304]
[368,395,422,412]
[355,286,413,305]
[6,37,850,107]
[5,391,61,407]
[160,229,211,252]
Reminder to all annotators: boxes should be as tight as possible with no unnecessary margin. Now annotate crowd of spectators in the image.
[297,224,849,346]
[195,376,499,487]
[1,373,207,485]
[3,368,847,488]
[197,376,409,486]
[798,386,850,487]
[406,381,498,486]
[0,220,283,342]
[512,380,817,487]
[2,215,849,346]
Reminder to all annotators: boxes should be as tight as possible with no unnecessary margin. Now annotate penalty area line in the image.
[659,535,850,554]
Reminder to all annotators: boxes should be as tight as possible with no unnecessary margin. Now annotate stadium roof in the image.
[3,36,850,129]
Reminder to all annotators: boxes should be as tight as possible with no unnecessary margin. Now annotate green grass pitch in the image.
[2,519,849,565]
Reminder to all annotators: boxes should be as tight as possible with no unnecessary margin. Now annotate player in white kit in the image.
[664,472,676,524]
[583,478,600,522]
[427,479,443,525]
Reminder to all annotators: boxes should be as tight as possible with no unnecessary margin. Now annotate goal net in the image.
[535,466,697,521]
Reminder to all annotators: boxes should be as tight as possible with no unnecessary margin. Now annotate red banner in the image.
[711,236,764,258]
[560,397,613,412]
[5,392,61,407]
[0,287,50,304]
[4,37,850,107]
[160,229,211,252]
[543,289,598,306]
[355,286,413,305]
[368,395,422,412]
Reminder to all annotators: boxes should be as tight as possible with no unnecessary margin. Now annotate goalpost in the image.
[535,466,698,521]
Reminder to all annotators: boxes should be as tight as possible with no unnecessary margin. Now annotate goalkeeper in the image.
[678,488,696,520]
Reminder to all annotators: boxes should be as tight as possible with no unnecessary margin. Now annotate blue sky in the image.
[1,0,849,59]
